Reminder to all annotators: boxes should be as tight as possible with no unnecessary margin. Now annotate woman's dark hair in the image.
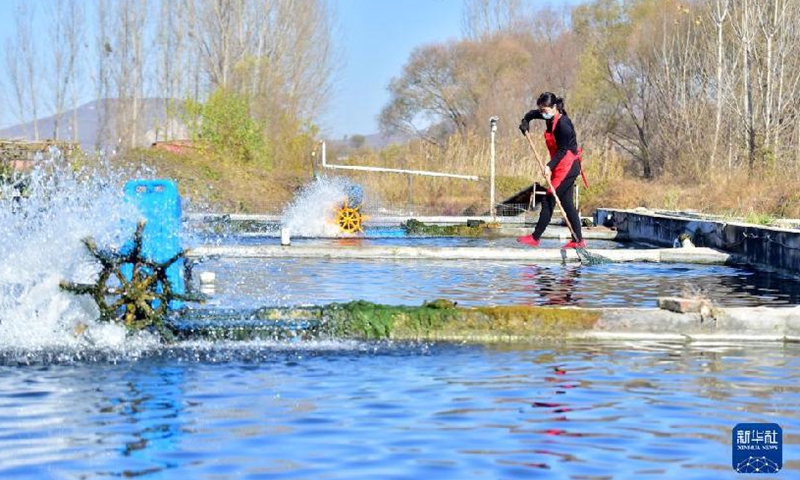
[536,92,567,115]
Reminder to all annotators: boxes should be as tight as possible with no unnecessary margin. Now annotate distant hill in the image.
[0,98,188,150]
[1,99,411,152]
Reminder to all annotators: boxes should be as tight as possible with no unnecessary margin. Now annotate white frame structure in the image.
[319,141,480,181]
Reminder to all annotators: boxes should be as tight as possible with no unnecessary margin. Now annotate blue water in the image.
[0,341,797,478]
[196,258,800,309]
[4,220,798,478]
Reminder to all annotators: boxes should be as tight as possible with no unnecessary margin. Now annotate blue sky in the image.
[328,0,463,138]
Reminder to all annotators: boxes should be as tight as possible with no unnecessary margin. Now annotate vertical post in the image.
[321,141,327,167]
[489,116,498,221]
[407,175,413,214]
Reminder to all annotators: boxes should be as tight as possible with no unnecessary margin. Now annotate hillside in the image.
[0,98,187,151]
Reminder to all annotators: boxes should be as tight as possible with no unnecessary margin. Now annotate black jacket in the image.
[520,111,579,170]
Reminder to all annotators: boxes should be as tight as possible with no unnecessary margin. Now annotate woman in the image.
[517,92,588,249]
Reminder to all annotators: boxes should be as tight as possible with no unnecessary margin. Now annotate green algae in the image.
[174,300,603,342]
[401,219,486,237]
[321,300,461,339]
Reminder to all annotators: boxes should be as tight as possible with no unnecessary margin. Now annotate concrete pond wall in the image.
[595,208,800,275]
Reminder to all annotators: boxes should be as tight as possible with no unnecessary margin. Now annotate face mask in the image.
[541,112,554,120]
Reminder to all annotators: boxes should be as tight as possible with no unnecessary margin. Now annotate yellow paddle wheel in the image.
[335,200,366,234]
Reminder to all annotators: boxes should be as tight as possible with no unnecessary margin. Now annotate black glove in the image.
[518,120,530,135]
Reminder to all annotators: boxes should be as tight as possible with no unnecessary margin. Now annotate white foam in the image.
[0,151,141,349]
[280,176,363,237]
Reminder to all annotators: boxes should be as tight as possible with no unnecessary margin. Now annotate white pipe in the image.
[319,141,479,181]
[322,163,479,181]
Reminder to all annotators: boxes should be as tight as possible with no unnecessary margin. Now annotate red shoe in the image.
[517,235,540,247]
[561,240,587,249]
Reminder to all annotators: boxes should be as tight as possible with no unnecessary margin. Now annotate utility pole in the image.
[490,116,498,221]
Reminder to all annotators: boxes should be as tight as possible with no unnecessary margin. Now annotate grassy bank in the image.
[110,137,800,224]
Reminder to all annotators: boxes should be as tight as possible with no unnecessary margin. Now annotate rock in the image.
[422,299,458,309]
[658,297,716,319]
[658,297,703,313]
[678,233,695,248]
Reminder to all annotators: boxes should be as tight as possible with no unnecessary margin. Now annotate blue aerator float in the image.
[122,179,186,309]
[60,179,203,341]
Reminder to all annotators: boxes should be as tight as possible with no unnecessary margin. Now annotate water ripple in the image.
[0,341,796,478]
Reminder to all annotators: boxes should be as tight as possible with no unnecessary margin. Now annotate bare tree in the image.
[66,0,85,143]
[93,0,113,149]
[2,0,337,156]
[21,4,39,141]
[155,0,189,141]
[194,0,247,89]
[177,0,204,102]
[47,0,83,140]
[757,0,800,152]
[5,3,41,140]
[105,0,148,148]
[4,21,28,132]
[732,0,758,169]
[380,42,477,143]
[48,0,67,139]
[462,0,525,39]
[707,0,731,167]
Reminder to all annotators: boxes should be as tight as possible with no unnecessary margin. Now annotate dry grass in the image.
[581,162,800,220]
[113,148,310,213]
[100,138,800,221]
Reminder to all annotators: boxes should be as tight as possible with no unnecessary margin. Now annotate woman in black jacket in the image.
[517,92,587,249]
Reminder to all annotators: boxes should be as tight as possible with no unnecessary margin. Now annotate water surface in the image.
[0,341,796,479]
[196,258,800,309]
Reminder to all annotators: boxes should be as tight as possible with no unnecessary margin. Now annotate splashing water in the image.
[281,176,364,237]
[0,158,376,361]
[0,151,153,350]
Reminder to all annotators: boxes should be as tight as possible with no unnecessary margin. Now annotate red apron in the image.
[544,114,589,194]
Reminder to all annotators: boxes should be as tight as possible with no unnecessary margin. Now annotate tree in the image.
[4,3,40,140]
[185,88,268,164]
[47,0,83,140]
[66,0,85,143]
[380,42,476,142]
[572,0,662,178]
[94,0,113,149]
[380,33,558,144]
[462,0,524,39]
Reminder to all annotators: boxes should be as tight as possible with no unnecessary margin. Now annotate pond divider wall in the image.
[596,208,800,275]
[176,303,800,343]
[187,245,729,264]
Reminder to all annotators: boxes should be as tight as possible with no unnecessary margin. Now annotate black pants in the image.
[532,166,582,242]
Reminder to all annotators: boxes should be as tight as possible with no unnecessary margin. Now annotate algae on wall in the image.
[401,219,486,237]
[225,300,603,341]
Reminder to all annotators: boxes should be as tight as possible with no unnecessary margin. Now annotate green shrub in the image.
[185,88,270,167]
